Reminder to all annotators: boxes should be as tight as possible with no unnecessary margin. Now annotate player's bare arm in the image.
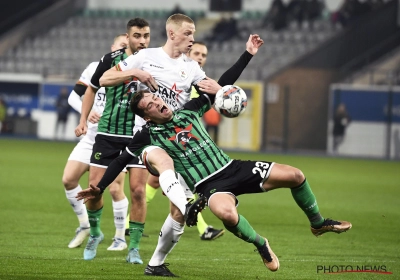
[88,110,101,124]
[75,85,97,137]
[197,77,222,94]
[246,34,264,55]
[100,66,158,91]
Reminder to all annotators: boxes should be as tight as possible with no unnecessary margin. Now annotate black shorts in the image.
[196,160,274,203]
[90,134,143,168]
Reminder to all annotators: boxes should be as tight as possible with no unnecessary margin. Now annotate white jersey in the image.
[78,62,107,139]
[117,47,206,132]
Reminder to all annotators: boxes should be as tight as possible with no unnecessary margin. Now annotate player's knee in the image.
[290,167,305,186]
[130,184,146,202]
[108,182,123,198]
[62,174,77,190]
[217,207,237,226]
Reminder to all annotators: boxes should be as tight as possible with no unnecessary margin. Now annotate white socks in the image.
[159,170,187,215]
[65,185,89,228]
[112,197,129,239]
[148,214,185,266]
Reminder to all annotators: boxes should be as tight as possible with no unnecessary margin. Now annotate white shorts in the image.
[68,136,93,164]
[141,146,194,199]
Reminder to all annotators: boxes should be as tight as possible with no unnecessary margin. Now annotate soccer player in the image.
[63,34,129,250]
[74,18,156,263]
[78,87,352,277]
[90,14,263,270]
[144,41,225,241]
[83,13,264,275]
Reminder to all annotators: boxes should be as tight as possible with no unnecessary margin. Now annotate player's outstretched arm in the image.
[96,150,134,193]
[76,184,101,203]
[246,34,264,56]
[197,77,221,94]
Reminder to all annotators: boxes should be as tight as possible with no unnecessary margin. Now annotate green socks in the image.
[129,221,145,249]
[87,207,103,236]
[224,214,265,248]
[291,179,324,227]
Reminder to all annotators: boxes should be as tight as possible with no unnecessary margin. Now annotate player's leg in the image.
[107,171,128,251]
[144,201,183,277]
[83,165,106,260]
[208,192,279,272]
[262,163,352,236]
[126,166,148,264]
[125,174,158,236]
[143,146,188,215]
[195,192,225,241]
[62,159,90,248]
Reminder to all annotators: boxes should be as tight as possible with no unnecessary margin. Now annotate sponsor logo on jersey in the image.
[152,83,183,110]
[122,60,127,66]
[168,124,199,149]
[179,69,187,80]
[150,64,164,69]
[153,127,163,131]
[111,50,123,58]
[124,80,138,95]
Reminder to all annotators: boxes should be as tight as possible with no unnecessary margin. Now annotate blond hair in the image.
[166,13,194,28]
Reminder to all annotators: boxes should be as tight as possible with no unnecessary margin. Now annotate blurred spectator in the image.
[331,0,373,27]
[261,0,287,31]
[167,4,185,17]
[333,103,351,153]
[54,87,71,139]
[203,108,221,145]
[206,14,240,45]
[0,98,6,133]
[285,0,323,30]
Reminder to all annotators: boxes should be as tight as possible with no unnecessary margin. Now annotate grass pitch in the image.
[0,138,399,279]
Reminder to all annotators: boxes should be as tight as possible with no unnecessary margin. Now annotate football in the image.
[213,85,247,118]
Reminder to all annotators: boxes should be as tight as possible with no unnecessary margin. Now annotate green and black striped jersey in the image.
[127,95,232,191]
[90,48,137,137]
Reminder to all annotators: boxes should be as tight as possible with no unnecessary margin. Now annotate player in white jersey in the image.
[98,14,264,276]
[143,41,225,241]
[62,34,129,251]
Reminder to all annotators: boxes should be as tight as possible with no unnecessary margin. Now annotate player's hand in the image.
[197,77,222,94]
[76,184,102,203]
[75,122,87,137]
[88,111,101,124]
[134,69,158,92]
[246,34,264,55]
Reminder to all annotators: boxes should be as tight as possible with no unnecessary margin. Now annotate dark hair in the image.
[188,41,207,55]
[130,90,149,118]
[127,18,150,31]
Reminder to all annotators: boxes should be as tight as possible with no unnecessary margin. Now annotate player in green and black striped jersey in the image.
[80,87,352,276]
[74,18,155,264]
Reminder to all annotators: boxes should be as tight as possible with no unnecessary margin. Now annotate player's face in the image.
[127,26,150,53]
[140,93,172,124]
[189,44,207,67]
[174,22,195,54]
[111,36,128,52]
